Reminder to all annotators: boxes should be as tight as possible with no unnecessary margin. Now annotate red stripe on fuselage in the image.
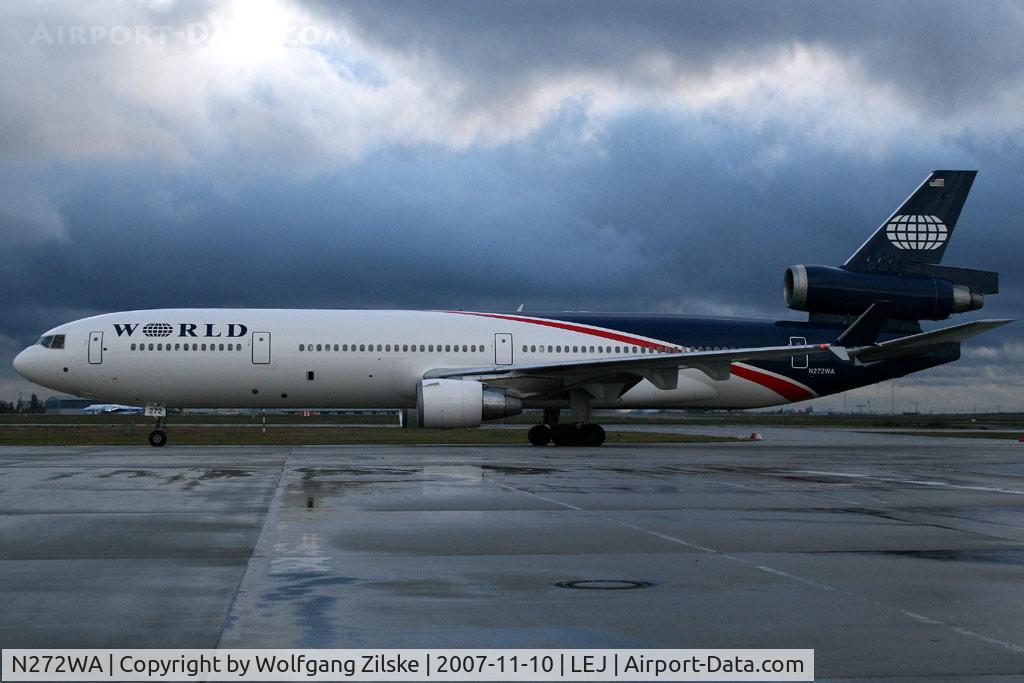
[447,311,814,403]
[446,311,670,349]
[731,364,814,402]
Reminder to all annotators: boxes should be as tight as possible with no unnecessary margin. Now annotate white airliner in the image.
[13,309,835,447]
[12,171,1011,447]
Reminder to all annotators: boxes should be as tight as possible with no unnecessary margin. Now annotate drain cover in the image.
[554,579,653,590]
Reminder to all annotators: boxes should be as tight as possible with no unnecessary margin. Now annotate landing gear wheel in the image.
[551,423,581,447]
[528,424,551,446]
[580,423,606,447]
[148,429,168,447]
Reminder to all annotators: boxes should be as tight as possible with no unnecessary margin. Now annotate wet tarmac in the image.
[1,432,1023,681]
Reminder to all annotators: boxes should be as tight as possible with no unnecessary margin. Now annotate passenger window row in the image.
[299,343,487,353]
[127,340,731,355]
[130,342,242,352]
[522,343,689,354]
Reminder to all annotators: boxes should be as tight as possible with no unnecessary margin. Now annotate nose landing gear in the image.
[145,404,168,447]
[148,427,168,447]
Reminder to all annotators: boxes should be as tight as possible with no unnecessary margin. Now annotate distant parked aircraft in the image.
[81,404,143,415]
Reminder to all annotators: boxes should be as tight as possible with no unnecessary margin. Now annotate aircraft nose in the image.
[13,347,36,382]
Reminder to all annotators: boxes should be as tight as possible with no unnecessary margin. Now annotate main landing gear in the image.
[528,405,607,447]
[527,421,606,447]
[146,404,168,447]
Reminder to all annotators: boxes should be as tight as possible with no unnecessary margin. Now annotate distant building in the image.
[44,397,93,414]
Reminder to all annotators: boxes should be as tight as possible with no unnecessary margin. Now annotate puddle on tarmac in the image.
[875,549,1024,565]
[198,468,253,480]
[260,572,358,602]
[99,467,255,490]
[98,469,160,479]
[46,471,81,481]
[481,465,557,476]
[259,573,361,647]
[287,467,425,506]
[296,467,418,477]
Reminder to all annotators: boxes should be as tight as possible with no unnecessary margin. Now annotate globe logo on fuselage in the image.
[142,323,174,337]
[886,214,947,250]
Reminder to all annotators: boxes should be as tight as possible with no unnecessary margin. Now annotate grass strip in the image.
[0,425,741,446]
[865,430,1024,441]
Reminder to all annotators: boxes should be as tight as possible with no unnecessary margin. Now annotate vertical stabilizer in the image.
[844,170,976,274]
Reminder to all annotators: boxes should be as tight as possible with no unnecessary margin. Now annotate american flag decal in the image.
[929,178,945,187]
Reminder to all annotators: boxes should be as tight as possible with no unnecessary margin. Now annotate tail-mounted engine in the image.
[784,265,991,321]
[416,378,522,428]
[785,171,1001,323]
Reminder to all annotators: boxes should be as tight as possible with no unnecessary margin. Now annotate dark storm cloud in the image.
[3,110,1019,331]
[312,0,1024,117]
[0,0,1021,407]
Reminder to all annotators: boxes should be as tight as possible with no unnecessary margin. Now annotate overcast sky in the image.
[1,0,1021,411]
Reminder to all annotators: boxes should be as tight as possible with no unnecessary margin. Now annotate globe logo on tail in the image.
[886,215,947,250]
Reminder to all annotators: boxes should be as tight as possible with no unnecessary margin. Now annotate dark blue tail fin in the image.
[844,170,976,274]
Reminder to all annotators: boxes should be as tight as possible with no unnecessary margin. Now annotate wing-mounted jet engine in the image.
[415,378,522,428]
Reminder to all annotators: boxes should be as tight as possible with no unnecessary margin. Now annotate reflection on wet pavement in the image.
[1,435,1023,680]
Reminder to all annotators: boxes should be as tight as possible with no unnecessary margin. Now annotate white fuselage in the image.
[13,309,812,410]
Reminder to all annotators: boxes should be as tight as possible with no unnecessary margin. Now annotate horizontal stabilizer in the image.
[903,263,999,294]
[847,319,1013,364]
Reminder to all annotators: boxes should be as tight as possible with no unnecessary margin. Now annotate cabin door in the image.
[88,331,103,364]
[789,336,808,369]
[495,333,513,365]
[252,332,271,364]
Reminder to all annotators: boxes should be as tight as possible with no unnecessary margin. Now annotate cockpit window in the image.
[36,334,65,349]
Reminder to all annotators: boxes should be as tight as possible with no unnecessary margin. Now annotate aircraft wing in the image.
[839,319,1014,364]
[425,342,832,400]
